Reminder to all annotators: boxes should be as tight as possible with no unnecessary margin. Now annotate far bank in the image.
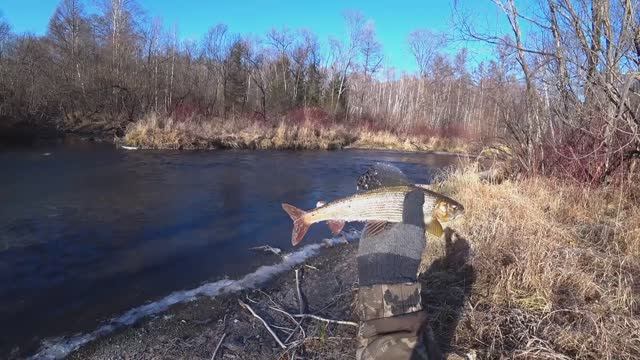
[119,114,472,153]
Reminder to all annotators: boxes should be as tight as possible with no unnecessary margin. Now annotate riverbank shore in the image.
[2,114,472,154]
[62,165,640,359]
[69,242,361,360]
[120,114,471,153]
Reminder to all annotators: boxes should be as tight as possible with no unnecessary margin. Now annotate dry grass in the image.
[422,164,640,359]
[350,130,468,153]
[122,113,469,153]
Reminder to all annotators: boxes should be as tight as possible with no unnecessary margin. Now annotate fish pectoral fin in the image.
[327,220,346,235]
[426,218,444,238]
[362,221,394,238]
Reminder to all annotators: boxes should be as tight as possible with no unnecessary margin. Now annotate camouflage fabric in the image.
[356,283,440,360]
[357,283,422,320]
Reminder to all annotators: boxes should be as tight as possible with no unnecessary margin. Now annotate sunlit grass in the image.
[424,164,640,358]
[122,113,470,153]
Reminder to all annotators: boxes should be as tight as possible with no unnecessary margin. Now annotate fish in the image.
[282,164,464,246]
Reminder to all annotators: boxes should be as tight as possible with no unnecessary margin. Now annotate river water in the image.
[0,139,459,358]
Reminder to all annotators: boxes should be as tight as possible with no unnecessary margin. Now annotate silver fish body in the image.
[282,185,463,245]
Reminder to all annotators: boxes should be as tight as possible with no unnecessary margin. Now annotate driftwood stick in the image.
[292,314,358,327]
[238,299,287,349]
[210,332,227,360]
[294,268,306,314]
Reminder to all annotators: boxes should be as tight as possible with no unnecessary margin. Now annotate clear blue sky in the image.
[0,0,524,73]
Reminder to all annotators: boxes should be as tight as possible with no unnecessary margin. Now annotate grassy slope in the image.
[425,165,640,358]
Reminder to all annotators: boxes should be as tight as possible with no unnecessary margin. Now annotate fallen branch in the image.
[295,269,306,314]
[292,314,358,327]
[210,332,226,360]
[238,299,287,349]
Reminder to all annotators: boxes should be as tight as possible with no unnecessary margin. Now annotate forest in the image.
[1,0,640,181]
[0,1,495,154]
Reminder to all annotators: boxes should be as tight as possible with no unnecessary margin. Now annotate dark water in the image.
[0,139,458,357]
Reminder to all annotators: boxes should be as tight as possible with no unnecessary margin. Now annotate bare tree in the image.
[407,29,448,77]
[0,14,11,60]
[48,0,91,114]
[358,21,383,78]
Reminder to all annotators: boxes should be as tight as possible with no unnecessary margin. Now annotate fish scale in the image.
[308,188,408,223]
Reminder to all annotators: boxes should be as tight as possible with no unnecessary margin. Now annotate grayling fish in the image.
[282,164,464,246]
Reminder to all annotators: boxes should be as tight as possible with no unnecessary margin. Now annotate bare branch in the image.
[238,300,287,349]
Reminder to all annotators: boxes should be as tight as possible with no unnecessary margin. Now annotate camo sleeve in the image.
[356,283,439,360]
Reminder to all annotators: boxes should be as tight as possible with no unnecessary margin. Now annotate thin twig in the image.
[271,324,295,333]
[295,268,306,314]
[258,291,307,343]
[268,305,306,343]
[292,314,358,327]
[304,264,319,271]
[210,332,227,360]
[304,336,355,342]
[245,294,259,303]
[238,299,287,349]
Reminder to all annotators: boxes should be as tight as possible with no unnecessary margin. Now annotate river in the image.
[0,138,459,358]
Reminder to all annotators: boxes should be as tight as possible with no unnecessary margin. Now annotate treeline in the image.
[0,0,512,140]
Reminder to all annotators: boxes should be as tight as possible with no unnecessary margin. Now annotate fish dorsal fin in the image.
[362,221,394,239]
[357,163,411,191]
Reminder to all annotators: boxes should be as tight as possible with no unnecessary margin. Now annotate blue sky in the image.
[0,0,523,73]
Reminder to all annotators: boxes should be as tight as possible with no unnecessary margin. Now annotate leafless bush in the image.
[457,0,640,183]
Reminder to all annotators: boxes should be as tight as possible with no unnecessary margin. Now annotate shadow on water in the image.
[417,228,475,358]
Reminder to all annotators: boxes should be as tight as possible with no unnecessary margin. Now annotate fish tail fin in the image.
[327,220,345,235]
[282,203,311,246]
